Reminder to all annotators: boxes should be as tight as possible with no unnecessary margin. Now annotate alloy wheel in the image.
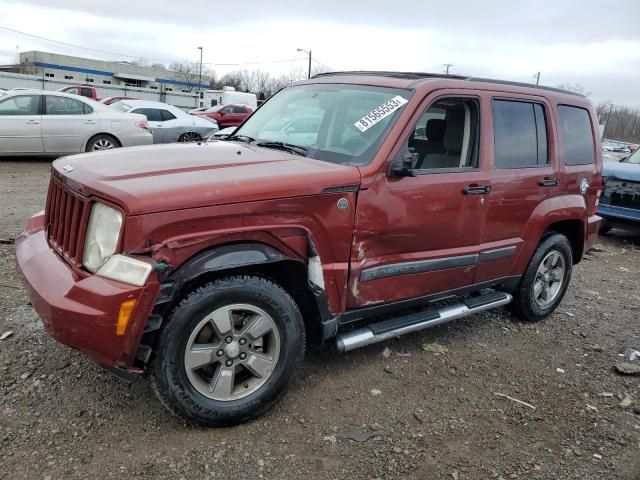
[92,138,116,150]
[533,250,566,308]
[184,304,281,401]
[179,132,201,142]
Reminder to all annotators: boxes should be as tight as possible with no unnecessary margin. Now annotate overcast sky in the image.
[0,0,638,106]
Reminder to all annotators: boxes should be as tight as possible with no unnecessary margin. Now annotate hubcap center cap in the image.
[225,342,240,359]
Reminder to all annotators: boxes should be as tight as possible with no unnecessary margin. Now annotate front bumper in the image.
[598,203,640,224]
[15,213,159,375]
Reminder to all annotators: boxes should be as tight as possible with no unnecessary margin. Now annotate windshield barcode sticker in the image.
[354,96,408,132]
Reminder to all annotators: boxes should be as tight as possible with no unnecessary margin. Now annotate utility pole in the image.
[197,46,203,102]
[297,48,312,79]
[603,103,614,140]
[443,63,454,75]
[534,71,541,85]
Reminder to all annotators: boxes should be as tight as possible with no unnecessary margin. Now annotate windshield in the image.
[626,147,640,164]
[232,84,412,166]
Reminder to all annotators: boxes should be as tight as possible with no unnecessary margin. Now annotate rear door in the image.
[0,94,44,153]
[132,108,165,143]
[473,94,557,284]
[348,91,490,307]
[42,95,99,153]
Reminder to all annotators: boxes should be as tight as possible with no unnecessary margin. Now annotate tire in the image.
[178,132,202,142]
[85,134,120,152]
[509,233,573,322]
[151,275,305,427]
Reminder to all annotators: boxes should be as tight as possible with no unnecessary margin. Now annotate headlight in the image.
[82,203,123,272]
[96,255,152,286]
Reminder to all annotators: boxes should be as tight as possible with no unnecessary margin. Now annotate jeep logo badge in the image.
[337,198,349,210]
[62,164,74,173]
[579,178,589,195]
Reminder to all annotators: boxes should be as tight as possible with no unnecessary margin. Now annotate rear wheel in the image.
[85,134,120,152]
[510,233,573,322]
[151,275,305,427]
[178,132,202,142]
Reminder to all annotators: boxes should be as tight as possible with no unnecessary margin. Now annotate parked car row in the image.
[598,147,640,233]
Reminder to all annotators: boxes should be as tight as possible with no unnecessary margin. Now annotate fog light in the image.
[96,255,153,286]
[116,299,137,336]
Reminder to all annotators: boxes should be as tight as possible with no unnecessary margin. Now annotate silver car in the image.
[0,90,153,156]
[111,100,219,143]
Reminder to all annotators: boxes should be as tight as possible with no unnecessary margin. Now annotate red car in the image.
[194,103,252,128]
[100,96,137,105]
[17,72,602,427]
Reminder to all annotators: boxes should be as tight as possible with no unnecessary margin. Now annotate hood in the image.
[603,161,640,182]
[52,142,361,215]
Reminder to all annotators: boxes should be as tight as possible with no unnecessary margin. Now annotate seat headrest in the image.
[426,119,446,142]
[443,108,465,153]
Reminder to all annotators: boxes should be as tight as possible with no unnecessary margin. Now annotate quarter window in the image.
[558,105,594,165]
[0,95,40,115]
[493,100,548,168]
[160,109,177,121]
[132,108,163,122]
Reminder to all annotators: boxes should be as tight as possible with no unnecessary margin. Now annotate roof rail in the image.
[310,71,585,97]
[311,71,467,80]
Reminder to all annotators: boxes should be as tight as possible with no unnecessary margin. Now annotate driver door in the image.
[347,92,490,307]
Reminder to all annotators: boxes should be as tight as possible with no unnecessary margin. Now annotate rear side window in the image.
[132,108,162,122]
[558,105,594,165]
[160,109,176,121]
[493,100,548,168]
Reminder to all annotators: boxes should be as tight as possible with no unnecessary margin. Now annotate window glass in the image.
[83,103,93,114]
[111,102,130,112]
[404,98,479,170]
[626,148,640,164]
[80,88,93,97]
[223,106,234,114]
[65,87,79,95]
[160,109,176,121]
[232,106,247,113]
[0,95,40,115]
[234,83,410,165]
[493,100,548,168]
[132,108,163,122]
[558,105,594,165]
[45,96,86,115]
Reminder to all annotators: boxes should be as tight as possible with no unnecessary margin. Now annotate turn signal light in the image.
[116,299,137,336]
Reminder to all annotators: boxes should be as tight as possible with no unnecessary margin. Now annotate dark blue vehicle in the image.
[598,148,640,233]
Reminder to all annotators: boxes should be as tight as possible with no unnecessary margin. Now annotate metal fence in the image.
[0,71,199,110]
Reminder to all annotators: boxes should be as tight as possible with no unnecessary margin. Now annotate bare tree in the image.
[151,62,166,70]
[169,61,212,92]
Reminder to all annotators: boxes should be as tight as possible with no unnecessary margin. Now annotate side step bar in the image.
[335,291,512,353]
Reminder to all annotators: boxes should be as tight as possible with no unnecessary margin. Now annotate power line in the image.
[0,25,314,68]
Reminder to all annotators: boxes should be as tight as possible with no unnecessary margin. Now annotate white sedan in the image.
[0,89,152,156]
[111,100,219,143]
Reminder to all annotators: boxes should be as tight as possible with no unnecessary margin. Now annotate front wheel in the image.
[151,275,305,427]
[85,134,120,152]
[510,233,573,322]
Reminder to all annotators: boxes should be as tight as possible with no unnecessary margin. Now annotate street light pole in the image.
[297,48,312,79]
[197,46,203,102]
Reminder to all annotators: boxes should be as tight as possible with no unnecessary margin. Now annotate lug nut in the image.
[225,336,233,344]
[216,349,224,357]
[239,338,247,345]
[239,352,247,360]
[225,360,233,367]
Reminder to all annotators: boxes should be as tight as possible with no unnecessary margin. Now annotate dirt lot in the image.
[1,159,639,480]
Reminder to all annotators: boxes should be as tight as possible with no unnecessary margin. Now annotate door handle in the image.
[463,185,491,195]
[84,120,96,124]
[538,178,560,187]
[25,120,40,125]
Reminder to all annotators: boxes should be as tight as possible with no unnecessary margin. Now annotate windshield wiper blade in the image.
[225,134,255,143]
[253,141,308,157]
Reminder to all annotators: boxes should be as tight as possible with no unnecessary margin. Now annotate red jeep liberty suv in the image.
[16,72,602,426]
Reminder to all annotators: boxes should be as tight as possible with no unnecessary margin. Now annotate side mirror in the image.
[390,152,418,177]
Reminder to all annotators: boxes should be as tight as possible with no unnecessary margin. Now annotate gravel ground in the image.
[1,159,639,480]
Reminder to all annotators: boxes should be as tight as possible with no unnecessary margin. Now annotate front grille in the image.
[601,179,640,209]
[45,180,89,265]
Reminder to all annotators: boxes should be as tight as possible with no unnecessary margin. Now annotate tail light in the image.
[135,120,150,130]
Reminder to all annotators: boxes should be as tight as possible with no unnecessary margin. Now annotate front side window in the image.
[493,100,548,168]
[404,98,480,170]
[233,84,412,165]
[45,96,87,115]
[0,95,40,116]
[558,105,595,165]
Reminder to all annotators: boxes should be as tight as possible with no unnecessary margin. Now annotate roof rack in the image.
[310,71,585,97]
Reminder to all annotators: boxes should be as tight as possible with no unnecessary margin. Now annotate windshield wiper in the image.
[253,141,308,157]
[225,134,255,143]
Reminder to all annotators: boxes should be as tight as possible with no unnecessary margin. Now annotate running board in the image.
[335,291,512,353]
